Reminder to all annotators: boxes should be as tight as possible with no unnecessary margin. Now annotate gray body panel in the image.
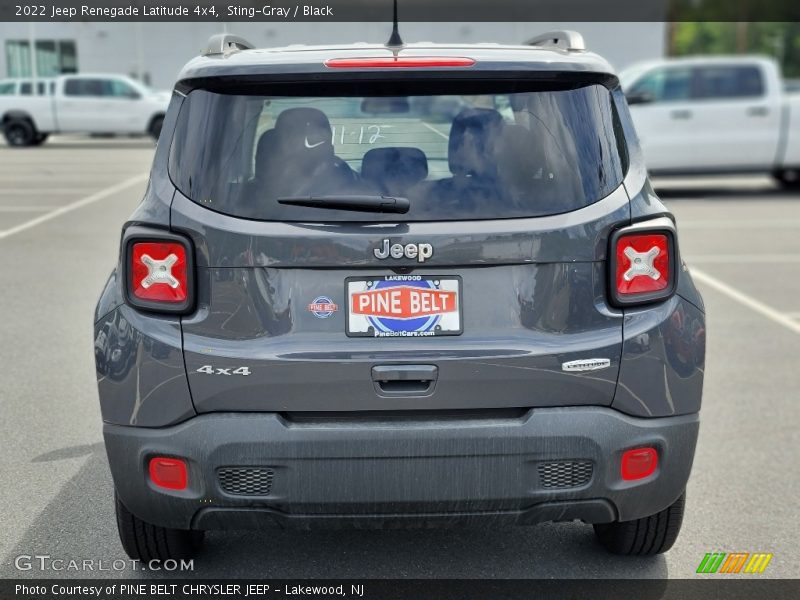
[95,305,194,427]
[173,186,631,413]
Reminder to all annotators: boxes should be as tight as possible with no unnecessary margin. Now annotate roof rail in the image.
[526,30,586,52]
[203,34,255,57]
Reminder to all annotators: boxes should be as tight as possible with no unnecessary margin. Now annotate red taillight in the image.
[325,56,476,68]
[621,447,658,481]
[130,241,188,304]
[149,457,188,491]
[614,232,671,297]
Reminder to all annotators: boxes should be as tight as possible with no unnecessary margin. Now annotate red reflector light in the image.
[615,233,670,296]
[325,56,476,68]
[621,447,658,481]
[149,457,188,491]
[131,242,188,304]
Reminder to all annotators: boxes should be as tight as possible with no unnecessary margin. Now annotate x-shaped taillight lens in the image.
[130,242,188,304]
[615,233,670,297]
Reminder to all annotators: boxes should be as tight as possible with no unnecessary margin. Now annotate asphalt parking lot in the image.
[0,137,798,579]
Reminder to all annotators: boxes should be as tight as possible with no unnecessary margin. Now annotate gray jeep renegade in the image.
[93,31,705,561]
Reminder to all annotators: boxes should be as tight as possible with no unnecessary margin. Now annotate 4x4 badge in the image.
[374,239,433,263]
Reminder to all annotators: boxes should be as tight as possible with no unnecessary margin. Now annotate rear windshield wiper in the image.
[278,195,410,214]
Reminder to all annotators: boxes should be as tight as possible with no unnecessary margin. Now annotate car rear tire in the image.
[149,116,164,142]
[114,492,204,561]
[32,133,49,146]
[593,493,685,555]
[3,119,36,147]
[774,168,800,189]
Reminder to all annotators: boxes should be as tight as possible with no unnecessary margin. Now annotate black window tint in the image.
[64,79,82,96]
[169,83,626,223]
[20,82,32,95]
[692,66,764,99]
[64,78,107,97]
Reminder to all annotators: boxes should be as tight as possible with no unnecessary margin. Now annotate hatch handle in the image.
[371,365,438,396]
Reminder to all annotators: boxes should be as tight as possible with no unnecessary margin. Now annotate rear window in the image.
[169,82,626,222]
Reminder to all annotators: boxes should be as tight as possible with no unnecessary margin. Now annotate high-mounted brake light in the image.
[125,234,194,313]
[324,57,476,69]
[610,225,676,306]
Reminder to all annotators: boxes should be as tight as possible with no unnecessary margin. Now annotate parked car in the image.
[619,56,800,187]
[0,74,170,146]
[95,32,705,561]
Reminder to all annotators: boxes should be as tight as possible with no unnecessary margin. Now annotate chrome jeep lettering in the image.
[373,239,434,263]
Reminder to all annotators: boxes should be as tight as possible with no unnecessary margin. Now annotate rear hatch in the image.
[168,75,630,413]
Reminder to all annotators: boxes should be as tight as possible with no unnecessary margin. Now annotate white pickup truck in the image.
[0,74,170,147]
[620,56,800,187]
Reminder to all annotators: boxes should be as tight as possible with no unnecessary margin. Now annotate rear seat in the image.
[361,147,428,196]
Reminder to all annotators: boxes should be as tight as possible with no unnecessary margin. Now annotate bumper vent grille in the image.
[217,467,275,496]
[538,461,593,489]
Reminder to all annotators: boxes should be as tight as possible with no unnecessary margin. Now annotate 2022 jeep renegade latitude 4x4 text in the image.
[94,32,705,560]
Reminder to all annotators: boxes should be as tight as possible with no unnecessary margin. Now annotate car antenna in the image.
[386,0,404,49]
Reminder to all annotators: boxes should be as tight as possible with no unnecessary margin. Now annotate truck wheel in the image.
[774,168,800,189]
[3,119,36,147]
[114,492,204,561]
[149,116,164,142]
[32,133,49,146]
[593,493,685,555]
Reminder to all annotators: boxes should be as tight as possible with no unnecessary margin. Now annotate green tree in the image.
[670,22,800,78]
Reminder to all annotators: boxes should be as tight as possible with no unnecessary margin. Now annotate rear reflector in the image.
[149,457,188,490]
[325,57,476,68]
[130,241,188,304]
[621,447,658,481]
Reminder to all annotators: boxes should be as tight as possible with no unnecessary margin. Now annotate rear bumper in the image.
[104,407,699,531]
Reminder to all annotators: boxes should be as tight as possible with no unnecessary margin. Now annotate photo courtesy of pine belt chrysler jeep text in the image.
[93,30,706,561]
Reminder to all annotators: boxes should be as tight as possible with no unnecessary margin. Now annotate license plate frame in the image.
[345,275,463,338]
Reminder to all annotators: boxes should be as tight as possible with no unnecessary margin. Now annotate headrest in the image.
[495,124,548,187]
[254,129,278,179]
[273,107,333,159]
[361,147,428,193]
[448,108,504,178]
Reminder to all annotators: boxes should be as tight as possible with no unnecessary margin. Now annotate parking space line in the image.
[680,219,800,229]
[1,189,100,195]
[0,173,148,241]
[422,122,449,139]
[689,254,800,263]
[690,268,800,335]
[0,206,61,212]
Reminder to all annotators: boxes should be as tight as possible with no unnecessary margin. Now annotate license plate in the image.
[345,275,462,338]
